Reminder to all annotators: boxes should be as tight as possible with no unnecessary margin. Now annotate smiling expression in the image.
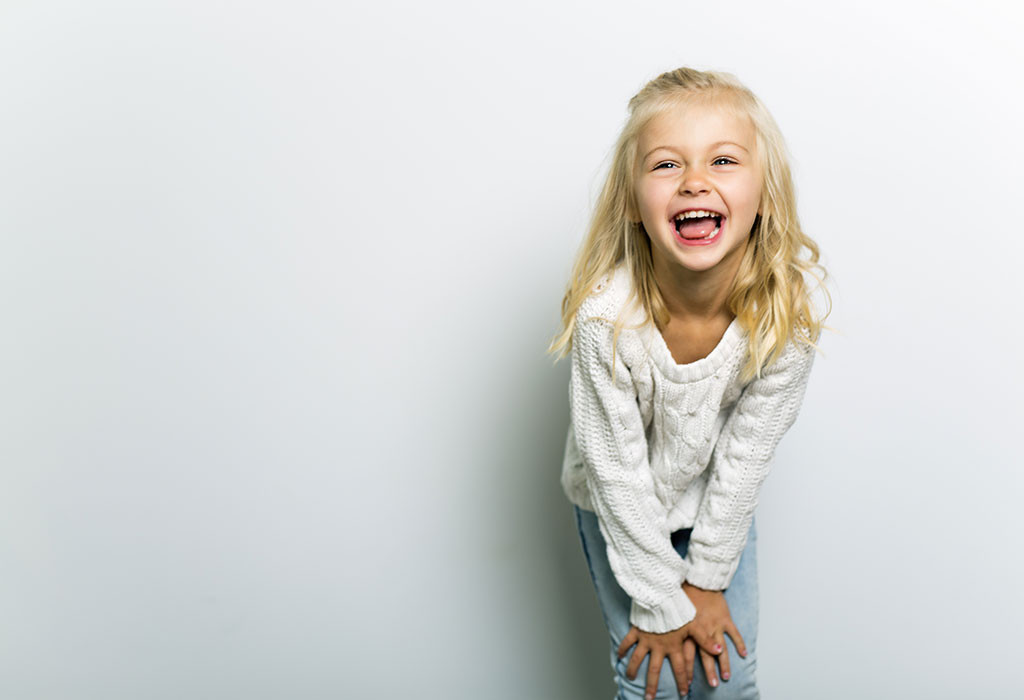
[633,101,763,277]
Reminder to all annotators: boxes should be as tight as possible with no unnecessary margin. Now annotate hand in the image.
[681,581,748,688]
[616,623,721,700]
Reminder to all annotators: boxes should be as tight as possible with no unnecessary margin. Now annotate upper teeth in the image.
[675,210,719,220]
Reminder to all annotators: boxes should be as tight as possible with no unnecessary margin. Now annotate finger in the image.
[699,647,720,689]
[646,651,664,700]
[724,621,748,658]
[626,642,648,681]
[617,627,638,660]
[717,635,731,682]
[668,651,689,696]
[683,639,696,690]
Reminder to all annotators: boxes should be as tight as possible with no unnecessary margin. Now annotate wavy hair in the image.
[547,66,831,382]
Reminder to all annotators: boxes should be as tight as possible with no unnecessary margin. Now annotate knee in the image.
[688,651,759,700]
[611,651,685,700]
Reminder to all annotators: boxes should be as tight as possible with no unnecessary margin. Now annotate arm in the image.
[570,317,697,633]
[682,339,817,590]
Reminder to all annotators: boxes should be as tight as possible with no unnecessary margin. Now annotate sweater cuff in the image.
[682,554,742,591]
[629,587,697,634]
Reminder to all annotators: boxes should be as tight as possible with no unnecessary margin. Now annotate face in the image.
[632,101,763,278]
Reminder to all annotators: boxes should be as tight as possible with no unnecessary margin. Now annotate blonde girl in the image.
[549,66,830,700]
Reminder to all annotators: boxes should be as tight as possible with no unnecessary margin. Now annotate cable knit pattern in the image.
[562,264,815,633]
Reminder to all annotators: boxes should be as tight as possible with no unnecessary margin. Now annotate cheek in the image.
[637,181,674,213]
[636,196,663,223]
[729,182,762,216]
[745,176,764,209]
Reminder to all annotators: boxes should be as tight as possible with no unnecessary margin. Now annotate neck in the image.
[652,242,747,324]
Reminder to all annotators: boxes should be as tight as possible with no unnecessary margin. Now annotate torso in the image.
[658,314,735,365]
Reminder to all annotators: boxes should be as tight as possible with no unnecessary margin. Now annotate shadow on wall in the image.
[481,306,615,700]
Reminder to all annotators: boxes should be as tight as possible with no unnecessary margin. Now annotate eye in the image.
[653,162,677,170]
[713,157,737,165]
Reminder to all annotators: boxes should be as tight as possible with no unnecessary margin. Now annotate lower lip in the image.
[674,219,724,246]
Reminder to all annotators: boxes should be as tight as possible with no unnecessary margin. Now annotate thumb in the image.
[617,626,639,660]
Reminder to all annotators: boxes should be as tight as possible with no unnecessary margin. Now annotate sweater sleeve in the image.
[681,338,816,590]
[570,317,697,633]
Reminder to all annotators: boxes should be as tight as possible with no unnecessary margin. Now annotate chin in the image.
[674,257,723,273]
[673,241,747,274]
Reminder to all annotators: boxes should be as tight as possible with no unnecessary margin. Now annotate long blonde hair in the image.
[547,66,831,382]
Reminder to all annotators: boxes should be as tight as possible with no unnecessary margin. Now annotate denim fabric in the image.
[574,505,760,700]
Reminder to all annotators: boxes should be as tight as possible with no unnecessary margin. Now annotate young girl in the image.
[548,67,830,700]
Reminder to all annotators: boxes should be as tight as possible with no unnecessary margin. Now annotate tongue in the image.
[678,217,718,239]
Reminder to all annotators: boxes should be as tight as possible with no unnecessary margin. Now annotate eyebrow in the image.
[643,141,750,160]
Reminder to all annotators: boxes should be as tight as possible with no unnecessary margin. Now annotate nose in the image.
[679,167,710,196]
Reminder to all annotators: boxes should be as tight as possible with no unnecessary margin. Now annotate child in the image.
[548,66,830,700]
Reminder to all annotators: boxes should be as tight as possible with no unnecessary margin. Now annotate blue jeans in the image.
[573,505,760,699]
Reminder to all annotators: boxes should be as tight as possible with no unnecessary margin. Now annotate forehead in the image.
[639,101,756,155]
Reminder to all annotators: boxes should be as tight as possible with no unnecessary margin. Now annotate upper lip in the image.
[670,207,726,220]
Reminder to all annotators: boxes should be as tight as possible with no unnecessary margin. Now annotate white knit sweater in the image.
[562,264,816,634]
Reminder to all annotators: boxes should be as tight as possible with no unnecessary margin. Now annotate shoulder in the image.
[577,264,644,328]
[572,265,650,366]
[753,333,817,389]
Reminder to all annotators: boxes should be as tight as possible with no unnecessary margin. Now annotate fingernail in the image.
[722,671,730,680]
[711,678,718,688]
[714,644,722,652]
[646,694,653,700]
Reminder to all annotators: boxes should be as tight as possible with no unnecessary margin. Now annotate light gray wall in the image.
[2,1,1022,698]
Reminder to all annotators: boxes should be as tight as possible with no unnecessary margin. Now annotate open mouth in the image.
[674,212,723,241]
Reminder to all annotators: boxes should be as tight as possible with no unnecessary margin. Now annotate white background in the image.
[2,1,1022,698]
